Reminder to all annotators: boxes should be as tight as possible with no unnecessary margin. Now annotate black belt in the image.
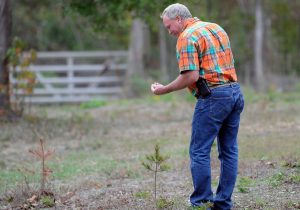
[195,81,238,99]
[209,82,238,90]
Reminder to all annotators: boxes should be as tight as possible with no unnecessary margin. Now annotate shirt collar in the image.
[182,17,200,31]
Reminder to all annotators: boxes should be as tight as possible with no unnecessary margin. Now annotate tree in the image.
[63,0,176,96]
[0,0,12,118]
[142,144,169,207]
[63,0,175,32]
[254,0,265,90]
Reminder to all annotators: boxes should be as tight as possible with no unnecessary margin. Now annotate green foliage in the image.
[282,159,300,169]
[6,37,37,116]
[64,0,176,31]
[11,0,300,81]
[40,195,55,207]
[188,202,213,210]
[80,99,107,109]
[269,0,299,54]
[142,144,170,205]
[13,0,127,50]
[142,144,170,173]
[237,177,255,193]
[267,169,300,187]
[268,171,285,187]
[254,197,267,208]
[134,191,151,199]
[156,197,174,209]
[289,173,300,184]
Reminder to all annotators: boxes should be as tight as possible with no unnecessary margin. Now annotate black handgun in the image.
[195,77,211,98]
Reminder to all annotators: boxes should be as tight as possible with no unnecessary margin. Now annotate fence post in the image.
[67,56,74,95]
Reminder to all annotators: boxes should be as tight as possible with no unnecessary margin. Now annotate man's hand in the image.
[151,82,166,95]
[150,71,198,95]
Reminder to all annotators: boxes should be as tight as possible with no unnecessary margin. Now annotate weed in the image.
[156,197,174,209]
[40,195,55,207]
[237,177,254,193]
[268,171,284,187]
[212,141,217,147]
[212,179,218,187]
[188,202,214,210]
[254,197,267,208]
[134,191,151,199]
[142,144,170,206]
[282,159,300,168]
[289,173,300,184]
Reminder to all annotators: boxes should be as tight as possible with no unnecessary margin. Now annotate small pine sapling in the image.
[142,144,170,205]
[29,138,54,194]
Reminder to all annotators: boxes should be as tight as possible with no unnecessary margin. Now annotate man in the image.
[151,3,244,210]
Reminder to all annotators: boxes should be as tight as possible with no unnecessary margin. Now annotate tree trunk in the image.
[0,0,12,117]
[254,0,265,90]
[159,22,168,82]
[125,18,148,96]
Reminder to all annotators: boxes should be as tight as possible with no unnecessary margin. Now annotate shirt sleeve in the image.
[176,37,200,74]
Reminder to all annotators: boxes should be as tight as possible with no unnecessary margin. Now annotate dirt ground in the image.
[0,92,300,210]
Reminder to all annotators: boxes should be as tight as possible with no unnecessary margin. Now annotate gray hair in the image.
[160,3,192,20]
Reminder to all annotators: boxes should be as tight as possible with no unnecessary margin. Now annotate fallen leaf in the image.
[27,194,38,203]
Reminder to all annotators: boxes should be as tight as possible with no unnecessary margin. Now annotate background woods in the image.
[4,0,300,89]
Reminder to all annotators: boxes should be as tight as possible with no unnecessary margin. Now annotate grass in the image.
[49,152,139,180]
[80,99,107,109]
[1,86,300,208]
[40,195,55,207]
[237,177,255,193]
[134,191,151,199]
[0,151,141,193]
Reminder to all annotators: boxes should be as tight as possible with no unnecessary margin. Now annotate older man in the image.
[151,3,244,210]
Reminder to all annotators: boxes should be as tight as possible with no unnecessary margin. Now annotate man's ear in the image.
[176,16,182,23]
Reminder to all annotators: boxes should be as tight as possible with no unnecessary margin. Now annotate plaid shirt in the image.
[176,17,237,96]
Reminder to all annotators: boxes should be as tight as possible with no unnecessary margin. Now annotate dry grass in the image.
[0,89,300,209]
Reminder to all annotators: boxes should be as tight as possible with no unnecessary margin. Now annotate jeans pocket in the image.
[195,97,210,112]
[210,94,233,118]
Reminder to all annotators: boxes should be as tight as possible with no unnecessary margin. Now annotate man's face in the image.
[162,15,183,37]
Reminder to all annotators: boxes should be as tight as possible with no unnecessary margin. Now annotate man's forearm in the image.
[163,75,190,93]
[163,71,199,94]
[151,70,199,95]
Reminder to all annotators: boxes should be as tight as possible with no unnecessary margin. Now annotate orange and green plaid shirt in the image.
[176,17,237,96]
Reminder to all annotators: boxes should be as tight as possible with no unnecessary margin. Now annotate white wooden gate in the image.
[10,51,128,104]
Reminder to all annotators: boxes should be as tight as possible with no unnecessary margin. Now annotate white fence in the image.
[10,51,128,104]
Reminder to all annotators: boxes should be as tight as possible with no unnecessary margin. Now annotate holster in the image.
[195,77,211,98]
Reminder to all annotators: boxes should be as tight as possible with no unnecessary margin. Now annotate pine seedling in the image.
[29,138,54,194]
[142,144,170,205]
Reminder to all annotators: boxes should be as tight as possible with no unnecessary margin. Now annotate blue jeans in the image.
[189,83,244,210]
